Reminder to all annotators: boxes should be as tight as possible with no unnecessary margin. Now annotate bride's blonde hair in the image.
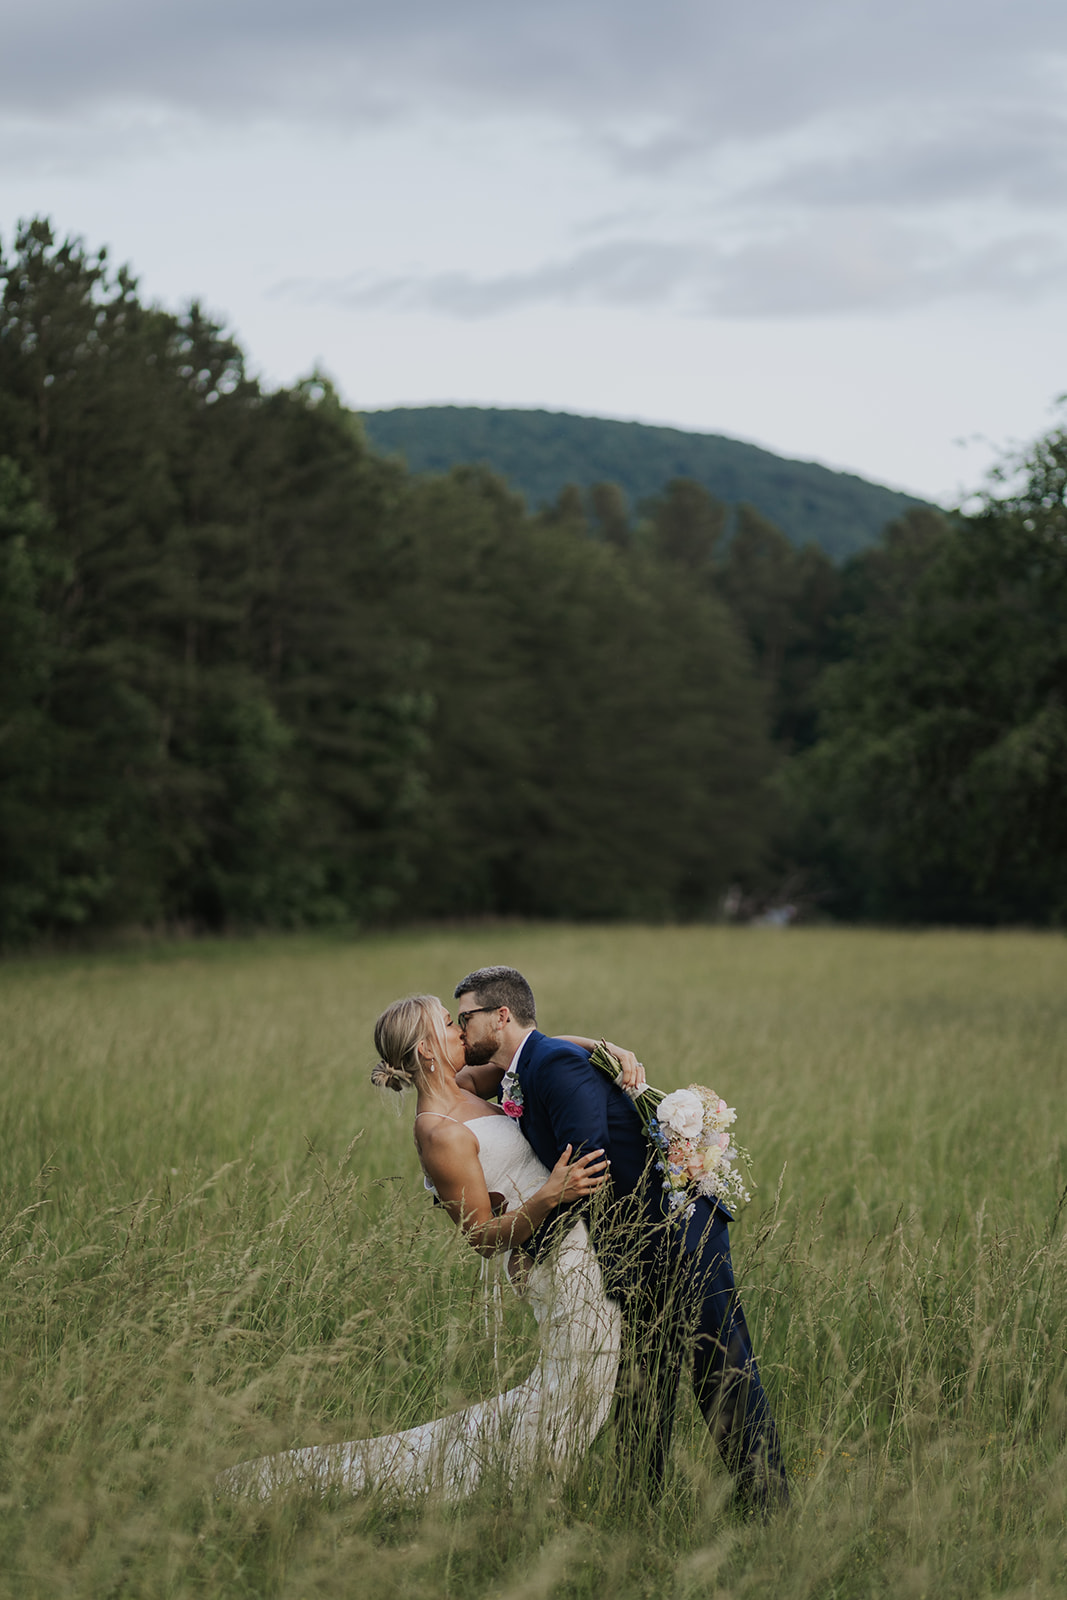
[372,994,450,1093]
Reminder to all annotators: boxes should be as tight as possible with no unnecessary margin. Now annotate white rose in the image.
[657,1089,704,1140]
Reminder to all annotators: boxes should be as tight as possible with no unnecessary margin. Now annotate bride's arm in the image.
[419,1124,609,1259]
[456,1039,645,1101]
[454,1061,506,1098]
[558,1036,646,1091]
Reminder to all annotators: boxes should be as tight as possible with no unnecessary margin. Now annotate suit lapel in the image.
[514,1029,543,1088]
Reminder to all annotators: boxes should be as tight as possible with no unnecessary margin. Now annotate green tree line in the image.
[1,220,1065,944]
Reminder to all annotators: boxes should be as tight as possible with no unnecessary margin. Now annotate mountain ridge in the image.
[360,405,927,561]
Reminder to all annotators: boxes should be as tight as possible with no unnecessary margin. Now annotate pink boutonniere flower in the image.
[499,1064,524,1119]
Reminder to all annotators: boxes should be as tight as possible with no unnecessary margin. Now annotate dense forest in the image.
[362,406,924,562]
[1,219,1065,946]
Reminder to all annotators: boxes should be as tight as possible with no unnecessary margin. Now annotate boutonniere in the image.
[499,1063,524,1119]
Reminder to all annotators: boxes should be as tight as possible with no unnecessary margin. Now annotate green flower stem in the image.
[588,1041,666,1137]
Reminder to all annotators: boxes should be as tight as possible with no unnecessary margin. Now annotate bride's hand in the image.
[543,1144,610,1208]
[602,1041,646,1092]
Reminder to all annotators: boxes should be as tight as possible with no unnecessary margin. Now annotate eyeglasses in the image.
[457,1006,498,1030]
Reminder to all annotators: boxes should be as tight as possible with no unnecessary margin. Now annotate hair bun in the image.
[371,1059,412,1093]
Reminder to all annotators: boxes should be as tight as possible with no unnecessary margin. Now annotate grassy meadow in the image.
[1,924,1065,1598]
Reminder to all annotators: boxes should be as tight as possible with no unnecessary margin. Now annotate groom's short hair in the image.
[454,966,536,1026]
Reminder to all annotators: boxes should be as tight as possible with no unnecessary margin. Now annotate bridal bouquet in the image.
[589,1042,752,1215]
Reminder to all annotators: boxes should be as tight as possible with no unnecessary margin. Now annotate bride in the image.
[219,995,624,1500]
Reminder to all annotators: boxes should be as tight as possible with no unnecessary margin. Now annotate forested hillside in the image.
[361,406,925,561]
[1,219,1065,944]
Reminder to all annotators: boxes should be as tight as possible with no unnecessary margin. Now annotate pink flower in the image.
[502,1099,524,1120]
[717,1099,728,1115]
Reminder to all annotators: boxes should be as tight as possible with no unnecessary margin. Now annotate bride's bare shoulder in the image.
[413,1110,477,1158]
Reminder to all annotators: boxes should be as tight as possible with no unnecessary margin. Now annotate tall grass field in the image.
[1,925,1065,1598]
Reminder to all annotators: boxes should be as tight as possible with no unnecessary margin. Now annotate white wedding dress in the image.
[219,1114,621,1500]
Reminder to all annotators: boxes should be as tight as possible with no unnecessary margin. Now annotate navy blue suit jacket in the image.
[515,1031,732,1270]
[515,1030,650,1197]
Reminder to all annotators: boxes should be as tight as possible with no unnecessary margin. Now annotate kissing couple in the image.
[221,965,789,1516]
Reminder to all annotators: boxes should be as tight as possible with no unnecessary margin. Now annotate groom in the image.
[454,964,789,1514]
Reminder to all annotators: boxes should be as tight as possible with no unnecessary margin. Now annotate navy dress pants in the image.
[611,1198,789,1512]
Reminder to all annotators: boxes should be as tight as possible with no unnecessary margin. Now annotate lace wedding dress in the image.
[219,1114,621,1500]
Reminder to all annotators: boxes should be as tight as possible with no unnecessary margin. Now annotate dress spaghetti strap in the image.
[414,1111,464,1199]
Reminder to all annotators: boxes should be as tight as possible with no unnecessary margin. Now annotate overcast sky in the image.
[3,0,1066,500]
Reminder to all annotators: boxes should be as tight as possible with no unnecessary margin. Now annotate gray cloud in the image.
[7,0,1067,321]
[276,240,703,317]
[276,221,1067,321]
[708,222,1067,316]
[4,0,1067,141]
[746,108,1067,213]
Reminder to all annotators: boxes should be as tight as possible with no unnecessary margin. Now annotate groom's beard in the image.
[463,1038,498,1067]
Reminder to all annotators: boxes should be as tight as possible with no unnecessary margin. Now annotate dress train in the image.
[218,1117,621,1501]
